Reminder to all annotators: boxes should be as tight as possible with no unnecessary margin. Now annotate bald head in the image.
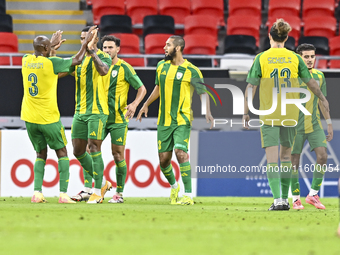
[33,36,51,57]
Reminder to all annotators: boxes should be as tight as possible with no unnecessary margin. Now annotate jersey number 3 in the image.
[28,73,38,96]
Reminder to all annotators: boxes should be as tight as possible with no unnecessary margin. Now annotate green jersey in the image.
[69,49,112,115]
[155,59,204,127]
[99,58,143,124]
[296,68,327,134]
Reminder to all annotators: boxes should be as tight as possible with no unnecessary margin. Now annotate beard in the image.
[164,48,176,61]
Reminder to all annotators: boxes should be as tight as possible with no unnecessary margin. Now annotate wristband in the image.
[326,119,332,125]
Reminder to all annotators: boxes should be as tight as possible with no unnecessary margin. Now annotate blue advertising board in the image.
[196,130,339,197]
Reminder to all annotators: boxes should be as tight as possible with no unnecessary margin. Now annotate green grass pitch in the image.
[0,197,339,255]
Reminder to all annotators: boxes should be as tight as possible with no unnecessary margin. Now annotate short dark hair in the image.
[296,43,316,55]
[169,35,185,52]
[82,26,92,32]
[101,35,120,47]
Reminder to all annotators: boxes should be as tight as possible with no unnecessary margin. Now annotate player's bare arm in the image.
[306,78,330,112]
[71,26,96,66]
[125,85,147,120]
[136,85,160,122]
[318,100,333,142]
[242,83,258,129]
[87,29,109,76]
[200,93,214,129]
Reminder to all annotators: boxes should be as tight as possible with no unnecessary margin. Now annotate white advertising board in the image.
[0,130,196,197]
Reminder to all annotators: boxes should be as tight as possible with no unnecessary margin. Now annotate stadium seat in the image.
[224,35,257,55]
[184,34,216,55]
[263,36,296,51]
[184,15,219,46]
[126,0,158,25]
[266,16,301,44]
[110,33,144,67]
[303,0,335,19]
[191,0,225,26]
[0,14,13,33]
[0,32,21,66]
[329,36,340,68]
[0,0,6,14]
[143,15,175,37]
[228,0,261,17]
[220,54,254,70]
[159,0,191,25]
[268,0,301,18]
[304,16,337,39]
[144,33,172,66]
[99,15,132,35]
[92,0,125,25]
[226,15,261,46]
[298,36,329,55]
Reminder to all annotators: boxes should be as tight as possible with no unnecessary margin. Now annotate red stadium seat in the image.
[227,15,261,46]
[126,0,158,25]
[329,36,340,68]
[228,0,261,17]
[303,0,335,19]
[86,0,92,7]
[315,58,328,69]
[0,32,20,65]
[111,33,144,67]
[267,16,301,45]
[144,34,172,54]
[191,0,225,26]
[92,0,125,25]
[184,15,219,46]
[184,34,216,55]
[159,0,191,25]
[304,16,336,39]
[268,0,301,18]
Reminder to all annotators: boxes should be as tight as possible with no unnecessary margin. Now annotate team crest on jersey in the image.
[111,70,118,78]
[176,72,183,80]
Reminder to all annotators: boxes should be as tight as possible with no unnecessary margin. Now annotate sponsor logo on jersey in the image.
[90,131,96,136]
[116,137,123,142]
[161,71,166,75]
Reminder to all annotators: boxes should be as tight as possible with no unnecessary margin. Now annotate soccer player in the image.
[243,19,330,211]
[97,35,146,203]
[136,35,213,205]
[69,27,113,204]
[290,44,333,210]
[21,27,95,203]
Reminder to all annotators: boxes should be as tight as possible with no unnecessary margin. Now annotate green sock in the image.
[116,159,127,193]
[34,158,45,191]
[291,168,300,196]
[266,163,280,199]
[311,164,326,191]
[280,161,292,199]
[76,152,93,188]
[180,161,191,193]
[91,151,104,189]
[58,157,69,193]
[160,164,176,186]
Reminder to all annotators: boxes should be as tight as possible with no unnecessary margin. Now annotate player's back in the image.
[248,48,311,126]
[21,54,60,124]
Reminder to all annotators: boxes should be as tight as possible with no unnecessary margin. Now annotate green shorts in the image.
[104,123,128,146]
[260,125,296,148]
[26,120,67,152]
[157,125,191,153]
[71,113,108,141]
[292,128,327,154]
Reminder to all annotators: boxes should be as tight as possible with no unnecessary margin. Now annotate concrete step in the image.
[15,30,80,40]
[6,0,80,11]
[13,19,86,31]
[7,10,87,20]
